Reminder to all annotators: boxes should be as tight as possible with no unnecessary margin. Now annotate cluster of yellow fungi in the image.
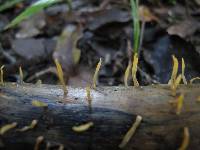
[0,49,199,150]
[124,53,139,87]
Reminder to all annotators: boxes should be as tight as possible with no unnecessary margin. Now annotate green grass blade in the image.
[0,0,25,12]
[130,0,140,53]
[5,0,61,30]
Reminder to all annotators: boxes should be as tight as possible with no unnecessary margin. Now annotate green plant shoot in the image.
[130,0,140,54]
[5,0,61,29]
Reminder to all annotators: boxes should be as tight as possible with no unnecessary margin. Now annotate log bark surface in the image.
[0,83,199,150]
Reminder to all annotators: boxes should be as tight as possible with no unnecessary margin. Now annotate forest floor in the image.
[0,0,199,86]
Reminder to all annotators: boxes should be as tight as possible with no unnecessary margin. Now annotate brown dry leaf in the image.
[12,38,54,60]
[139,5,158,22]
[86,8,131,31]
[53,24,82,78]
[68,66,93,87]
[167,19,200,38]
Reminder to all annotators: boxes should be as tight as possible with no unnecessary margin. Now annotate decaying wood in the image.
[0,83,199,150]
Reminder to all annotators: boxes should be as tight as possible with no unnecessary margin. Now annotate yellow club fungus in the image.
[72,122,94,132]
[32,100,48,107]
[124,62,131,87]
[17,120,38,132]
[176,94,184,115]
[93,58,102,89]
[131,53,139,87]
[168,56,185,96]
[171,74,182,96]
[0,122,17,135]
[178,127,190,150]
[86,85,91,102]
[168,55,178,85]
[36,80,42,86]
[0,65,4,85]
[54,59,67,96]
[34,136,44,150]
[190,77,200,84]
[19,66,24,84]
[119,115,142,148]
[181,58,187,85]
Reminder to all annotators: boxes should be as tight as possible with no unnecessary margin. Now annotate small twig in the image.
[0,45,16,64]
[27,67,56,82]
[34,136,44,150]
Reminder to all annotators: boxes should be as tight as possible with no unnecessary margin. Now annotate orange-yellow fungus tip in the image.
[181,58,187,85]
[168,55,178,85]
[132,53,139,87]
[72,122,94,132]
[124,62,131,87]
[176,94,184,115]
[178,127,189,150]
[93,58,102,89]
[54,59,67,96]
[86,86,92,101]
[0,122,17,135]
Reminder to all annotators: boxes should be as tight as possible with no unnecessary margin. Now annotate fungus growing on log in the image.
[72,122,94,132]
[93,58,102,89]
[17,120,38,132]
[54,59,67,96]
[119,115,142,148]
[0,122,17,135]
[131,53,139,87]
[124,62,131,87]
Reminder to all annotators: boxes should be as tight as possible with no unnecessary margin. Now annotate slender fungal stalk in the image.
[54,59,67,96]
[93,58,102,89]
[0,65,4,85]
[19,66,24,84]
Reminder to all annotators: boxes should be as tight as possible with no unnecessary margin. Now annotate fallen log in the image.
[0,83,199,150]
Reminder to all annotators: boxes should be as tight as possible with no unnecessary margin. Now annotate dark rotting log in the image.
[0,83,199,150]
